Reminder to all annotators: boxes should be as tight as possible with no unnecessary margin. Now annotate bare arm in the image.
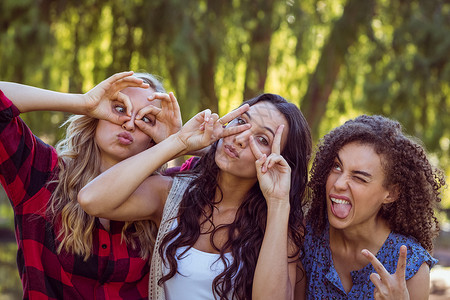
[251,125,298,300]
[0,82,85,113]
[78,106,251,222]
[78,133,188,221]
[406,263,430,300]
[294,261,307,300]
[0,71,148,124]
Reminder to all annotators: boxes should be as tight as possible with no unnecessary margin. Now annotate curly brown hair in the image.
[306,115,446,252]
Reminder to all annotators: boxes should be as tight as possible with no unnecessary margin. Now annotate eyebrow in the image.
[336,155,373,178]
[243,112,275,138]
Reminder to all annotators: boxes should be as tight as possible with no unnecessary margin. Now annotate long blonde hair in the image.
[48,73,165,261]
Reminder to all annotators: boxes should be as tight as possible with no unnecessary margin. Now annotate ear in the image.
[383,184,400,204]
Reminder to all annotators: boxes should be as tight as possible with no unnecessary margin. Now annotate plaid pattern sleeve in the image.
[0,90,150,299]
[0,90,57,208]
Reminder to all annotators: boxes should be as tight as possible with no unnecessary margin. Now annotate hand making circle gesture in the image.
[134,92,182,143]
[83,71,149,123]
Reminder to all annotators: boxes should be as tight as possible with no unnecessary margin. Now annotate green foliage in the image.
[0,0,448,204]
[0,0,449,295]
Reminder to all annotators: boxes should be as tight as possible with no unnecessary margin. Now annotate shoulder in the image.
[142,175,173,200]
[379,232,437,280]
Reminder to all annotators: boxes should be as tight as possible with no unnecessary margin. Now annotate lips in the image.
[329,194,352,219]
[224,144,239,158]
[117,132,134,145]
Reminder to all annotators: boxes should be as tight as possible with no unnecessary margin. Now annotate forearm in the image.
[0,82,86,114]
[78,134,187,215]
[253,201,293,300]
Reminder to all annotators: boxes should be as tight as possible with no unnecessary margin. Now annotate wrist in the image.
[267,199,290,213]
[167,133,189,156]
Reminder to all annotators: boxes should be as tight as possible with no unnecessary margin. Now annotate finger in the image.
[395,245,407,280]
[199,109,212,130]
[271,124,284,155]
[222,123,251,137]
[111,75,149,91]
[135,120,158,140]
[362,249,390,279]
[210,113,220,124]
[265,154,288,171]
[148,92,171,102]
[168,92,181,121]
[105,71,134,85]
[204,109,211,122]
[148,92,173,114]
[369,273,383,295]
[254,153,267,177]
[202,114,215,142]
[136,105,162,120]
[219,104,250,125]
[249,135,264,160]
[116,92,133,117]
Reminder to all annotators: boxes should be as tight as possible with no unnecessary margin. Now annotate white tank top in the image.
[163,221,234,300]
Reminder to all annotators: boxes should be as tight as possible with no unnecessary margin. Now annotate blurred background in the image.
[0,0,449,299]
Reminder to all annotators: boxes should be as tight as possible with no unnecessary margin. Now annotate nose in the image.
[122,115,136,131]
[333,173,348,191]
[233,130,251,149]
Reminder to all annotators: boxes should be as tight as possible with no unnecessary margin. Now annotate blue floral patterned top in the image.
[302,223,438,299]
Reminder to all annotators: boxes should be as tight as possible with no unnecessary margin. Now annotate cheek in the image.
[325,175,334,193]
[135,132,153,148]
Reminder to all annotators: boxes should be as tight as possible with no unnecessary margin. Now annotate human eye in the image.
[332,162,342,172]
[141,115,155,125]
[256,136,269,146]
[353,176,368,183]
[236,117,246,125]
[114,105,126,114]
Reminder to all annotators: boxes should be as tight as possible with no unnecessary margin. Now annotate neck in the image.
[99,160,114,173]
[215,171,257,208]
[329,216,391,255]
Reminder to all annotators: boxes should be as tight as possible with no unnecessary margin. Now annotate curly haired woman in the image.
[0,71,184,299]
[79,93,312,300]
[302,115,445,299]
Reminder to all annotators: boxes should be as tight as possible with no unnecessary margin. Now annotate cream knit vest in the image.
[149,175,194,300]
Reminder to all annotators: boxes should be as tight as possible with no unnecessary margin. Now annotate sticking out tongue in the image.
[332,201,352,219]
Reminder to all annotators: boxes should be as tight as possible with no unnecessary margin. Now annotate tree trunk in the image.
[243,0,276,100]
[301,0,375,138]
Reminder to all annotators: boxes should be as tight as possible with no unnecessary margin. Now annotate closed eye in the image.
[353,176,368,183]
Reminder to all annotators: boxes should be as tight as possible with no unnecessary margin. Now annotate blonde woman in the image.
[0,71,183,299]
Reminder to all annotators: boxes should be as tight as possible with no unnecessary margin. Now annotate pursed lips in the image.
[224,144,239,158]
[117,132,134,145]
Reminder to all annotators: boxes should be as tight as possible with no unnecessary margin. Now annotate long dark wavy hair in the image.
[159,93,312,299]
[306,115,446,251]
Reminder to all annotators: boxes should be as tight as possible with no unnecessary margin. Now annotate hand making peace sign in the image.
[249,124,291,204]
[362,245,410,300]
[175,104,251,155]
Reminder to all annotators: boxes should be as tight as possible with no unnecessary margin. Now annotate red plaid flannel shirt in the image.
[0,90,151,299]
